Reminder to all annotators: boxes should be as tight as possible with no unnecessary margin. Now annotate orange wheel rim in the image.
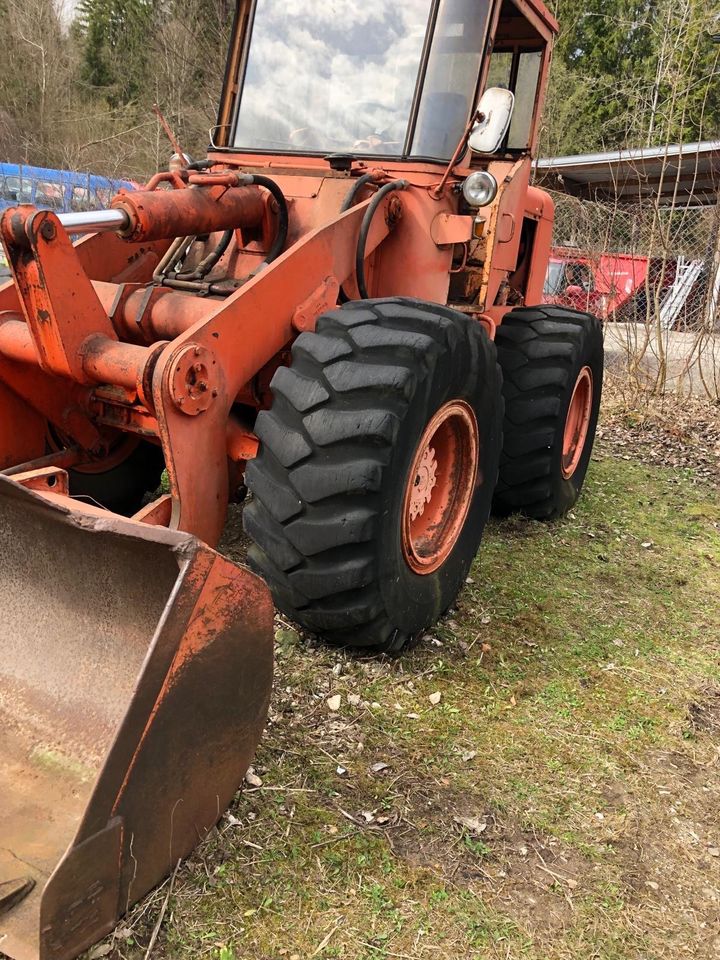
[562,366,593,479]
[401,400,479,576]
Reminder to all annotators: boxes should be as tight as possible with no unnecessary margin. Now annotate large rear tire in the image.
[243,298,503,651]
[493,306,603,519]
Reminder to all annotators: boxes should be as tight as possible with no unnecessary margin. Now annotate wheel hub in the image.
[409,446,438,521]
[401,400,479,576]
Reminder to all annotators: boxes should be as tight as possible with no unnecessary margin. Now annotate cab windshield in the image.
[232,0,491,160]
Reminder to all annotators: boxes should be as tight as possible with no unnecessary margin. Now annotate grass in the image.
[100,446,720,960]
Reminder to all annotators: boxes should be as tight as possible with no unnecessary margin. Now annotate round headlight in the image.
[462,171,498,207]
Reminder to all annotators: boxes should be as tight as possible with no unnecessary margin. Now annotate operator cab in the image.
[218,0,555,163]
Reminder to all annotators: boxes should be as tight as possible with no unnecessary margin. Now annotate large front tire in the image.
[243,298,503,651]
[493,306,603,519]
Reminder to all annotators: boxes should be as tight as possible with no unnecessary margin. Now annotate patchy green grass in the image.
[101,448,720,960]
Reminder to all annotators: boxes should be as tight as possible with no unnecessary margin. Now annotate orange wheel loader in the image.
[0,1,603,957]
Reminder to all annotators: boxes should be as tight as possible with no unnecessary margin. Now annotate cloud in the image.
[234,0,433,153]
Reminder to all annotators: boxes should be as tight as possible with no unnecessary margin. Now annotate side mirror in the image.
[468,88,515,155]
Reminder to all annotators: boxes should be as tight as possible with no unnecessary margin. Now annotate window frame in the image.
[217,0,555,163]
[483,0,550,156]
[71,184,93,212]
[3,176,33,203]
[486,43,544,151]
[227,0,495,164]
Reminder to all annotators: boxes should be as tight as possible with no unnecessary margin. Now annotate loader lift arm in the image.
[0,173,399,544]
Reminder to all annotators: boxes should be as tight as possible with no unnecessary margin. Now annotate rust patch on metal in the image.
[0,476,274,960]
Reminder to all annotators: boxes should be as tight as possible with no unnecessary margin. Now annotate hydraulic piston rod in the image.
[58,208,131,235]
[3,185,265,247]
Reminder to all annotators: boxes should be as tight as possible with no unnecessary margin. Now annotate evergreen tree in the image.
[77,0,159,107]
[545,0,720,153]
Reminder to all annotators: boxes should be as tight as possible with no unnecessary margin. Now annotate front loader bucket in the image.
[0,476,274,960]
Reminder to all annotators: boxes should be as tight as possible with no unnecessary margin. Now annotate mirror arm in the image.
[430,109,482,201]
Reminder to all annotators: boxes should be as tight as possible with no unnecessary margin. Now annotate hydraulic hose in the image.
[339,174,380,302]
[355,179,408,300]
[186,159,213,172]
[243,174,289,266]
[153,234,195,284]
[340,173,378,213]
[157,174,289,294]
[178,228,234,281]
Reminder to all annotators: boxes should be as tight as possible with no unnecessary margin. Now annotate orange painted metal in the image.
[430,213,475,247]
[167,343,221,416]
[9,465,70,496]
[150,194,404,546]
[0,319,157,401]
[0,318,46,365]
[401,401,479,576]
[133,494,173,526]
[0,111,554,545]
[112,184,264,243]
[80,335,158,394]
[73,230,170,285]
[1,208,119,383]
[227,416,260,462]
[523,186,555,307]
[0,5,566,954]
[0,322,101,454]
[477,157,532,312]
[562,366,593,479]
[291,276,341,333]
[1,448,81,477]
[101,282,208,343]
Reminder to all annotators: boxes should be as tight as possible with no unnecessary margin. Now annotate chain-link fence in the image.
[543,191,720,400]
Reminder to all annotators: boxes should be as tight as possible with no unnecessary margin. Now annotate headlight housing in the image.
[462,171,498,208]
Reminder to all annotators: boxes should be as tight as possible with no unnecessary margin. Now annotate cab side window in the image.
[486,0,546,151]
[509,51,542,148]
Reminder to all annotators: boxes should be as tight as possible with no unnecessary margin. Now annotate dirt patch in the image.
[475,819,590,935]
[688,688,720,737]
[599,384,720,487]
[603,742,720,957]
[384,792,592,936]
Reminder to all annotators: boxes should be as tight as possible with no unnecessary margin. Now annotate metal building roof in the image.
[535,140,720,205]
